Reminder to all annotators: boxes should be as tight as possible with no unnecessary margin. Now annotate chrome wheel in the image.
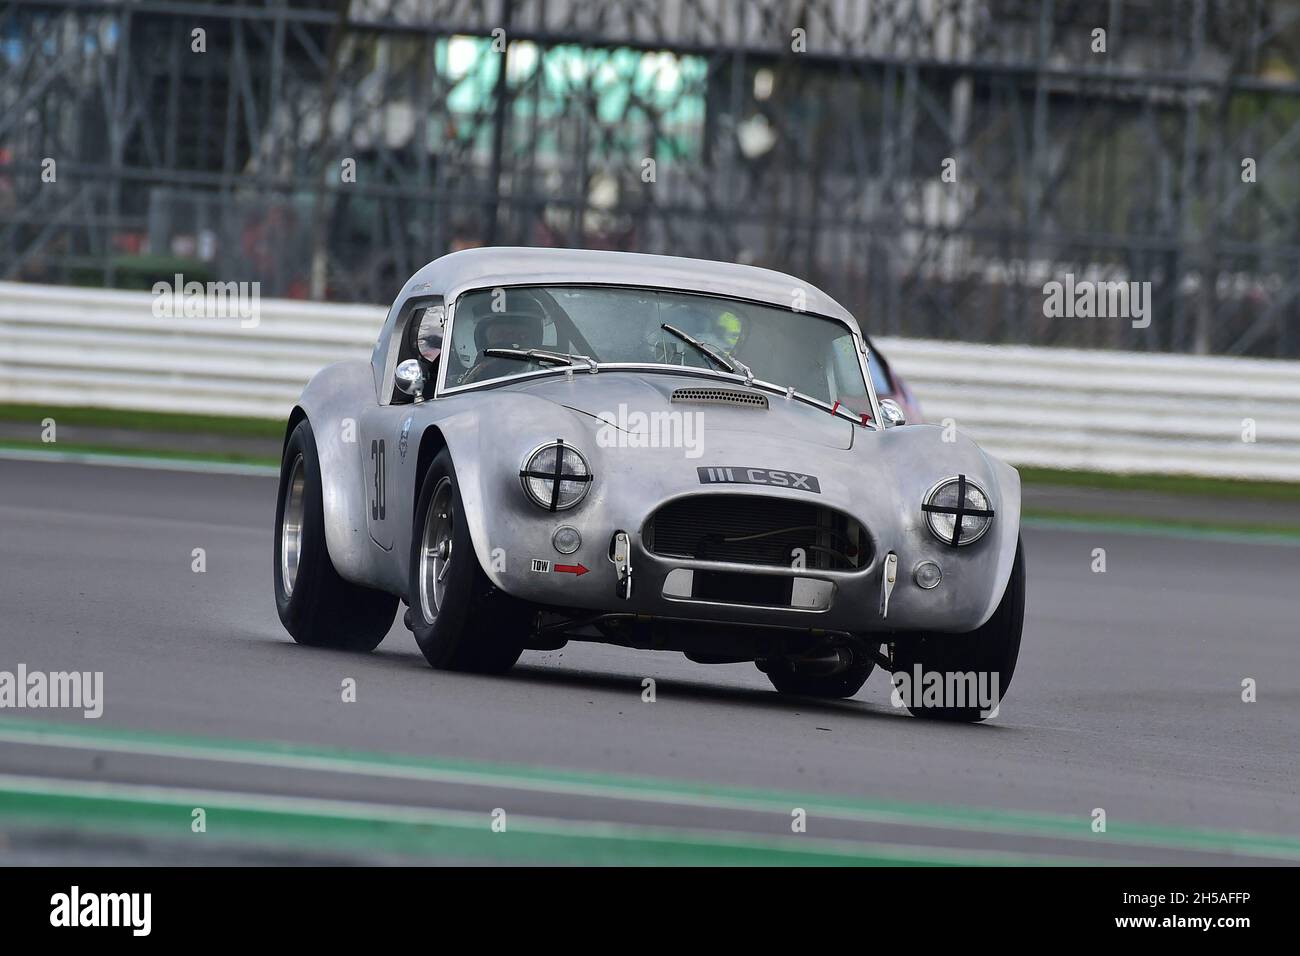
[419,477,454,624]
[280,454,306,597]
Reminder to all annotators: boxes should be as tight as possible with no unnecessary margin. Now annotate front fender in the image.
[417,394,596,595]
[863,425,1021,630]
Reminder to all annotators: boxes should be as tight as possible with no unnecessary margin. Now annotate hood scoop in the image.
[670,387,768,409]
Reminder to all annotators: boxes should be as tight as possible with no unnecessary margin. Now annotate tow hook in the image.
[610,530,633,599]
[880,551,898,618]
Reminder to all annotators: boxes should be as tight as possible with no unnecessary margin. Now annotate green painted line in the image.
[1023,512,1300,546]
[0,774,1076,867]
[0,717,1294,862]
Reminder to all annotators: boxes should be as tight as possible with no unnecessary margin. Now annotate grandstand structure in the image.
[2,0,1299,356]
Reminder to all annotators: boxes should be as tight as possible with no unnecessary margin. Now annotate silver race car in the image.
[274,248,1024,720]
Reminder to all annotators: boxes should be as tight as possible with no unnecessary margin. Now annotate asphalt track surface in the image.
[0,458,1297,865]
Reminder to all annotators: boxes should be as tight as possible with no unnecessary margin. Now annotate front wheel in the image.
[890,537,1025,722]
[407,449,527,674]
[273,419,397,650]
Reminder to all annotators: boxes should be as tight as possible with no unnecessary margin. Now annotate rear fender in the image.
[293,360,374,586]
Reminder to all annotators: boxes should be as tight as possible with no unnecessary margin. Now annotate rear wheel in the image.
[408,449,527,673]
[891,537,1025,722]
[274,419,397,650]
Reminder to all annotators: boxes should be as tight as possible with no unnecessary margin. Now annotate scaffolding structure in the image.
[3,0,1300,356]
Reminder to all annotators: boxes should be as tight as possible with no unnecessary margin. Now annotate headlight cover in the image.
[922,475,994,546]
[520,440,592,511]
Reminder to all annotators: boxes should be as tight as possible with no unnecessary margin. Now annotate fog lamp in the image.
[913,560,943,589]
[552,526,582,555]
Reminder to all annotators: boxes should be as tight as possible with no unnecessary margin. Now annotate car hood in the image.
[510,370,858,451]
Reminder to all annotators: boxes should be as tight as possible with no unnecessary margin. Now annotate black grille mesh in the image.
[670,387,768,408]
[645,495,866,570]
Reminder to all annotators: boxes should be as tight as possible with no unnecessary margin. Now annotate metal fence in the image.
[4,280,1298,479]
[3,0,1300,357]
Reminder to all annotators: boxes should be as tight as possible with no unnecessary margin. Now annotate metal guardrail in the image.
[2,281,1298,480]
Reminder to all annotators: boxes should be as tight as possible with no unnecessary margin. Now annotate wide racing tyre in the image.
[891,537,1025,722]
[274,418,397,650]
[408,449,527,674]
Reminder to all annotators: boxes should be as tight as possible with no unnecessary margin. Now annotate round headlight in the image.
[520,441,592,511]
[922,476,994,546]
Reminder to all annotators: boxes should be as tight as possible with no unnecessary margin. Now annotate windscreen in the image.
[445,285,868,407]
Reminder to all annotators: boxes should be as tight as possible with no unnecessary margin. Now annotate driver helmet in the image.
[472,295,546,353]
[664,302,744,352]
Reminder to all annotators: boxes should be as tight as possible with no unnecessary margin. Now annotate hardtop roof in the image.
[400,246,860,332]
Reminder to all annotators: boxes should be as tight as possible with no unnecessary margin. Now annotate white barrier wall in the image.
[1,281,1298,480]
[877,338,1300,481]
[0,281,384,420]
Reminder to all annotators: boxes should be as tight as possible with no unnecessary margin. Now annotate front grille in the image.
[670,387,768,409]
[644,494,868,570]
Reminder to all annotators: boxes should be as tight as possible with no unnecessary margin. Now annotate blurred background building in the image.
[2,0,1299,356]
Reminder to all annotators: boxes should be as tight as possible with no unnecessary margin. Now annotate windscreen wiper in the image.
[482,348,598,372]
[659,324,753,383]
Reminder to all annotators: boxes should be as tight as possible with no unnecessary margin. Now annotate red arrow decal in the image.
[554,563,589,576]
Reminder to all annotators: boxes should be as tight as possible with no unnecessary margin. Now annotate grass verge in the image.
[0,403,284,439]
[1018,466,1300,501]
[0,440,278,468]
[2,403,1296,502]
[1023,509,1300,541]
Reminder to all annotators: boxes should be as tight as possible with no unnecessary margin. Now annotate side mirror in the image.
[879,398,907,427]
[394,358,426,401]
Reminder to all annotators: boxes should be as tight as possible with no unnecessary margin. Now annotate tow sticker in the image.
[532,558,589,576]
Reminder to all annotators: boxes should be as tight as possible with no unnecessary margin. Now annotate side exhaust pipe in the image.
[784,645,855,676]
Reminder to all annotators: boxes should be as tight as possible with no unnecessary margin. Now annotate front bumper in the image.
[485,512,1006,635]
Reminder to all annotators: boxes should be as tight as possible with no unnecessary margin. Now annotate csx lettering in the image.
[697,466,820,493]
[746,469,810,488]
